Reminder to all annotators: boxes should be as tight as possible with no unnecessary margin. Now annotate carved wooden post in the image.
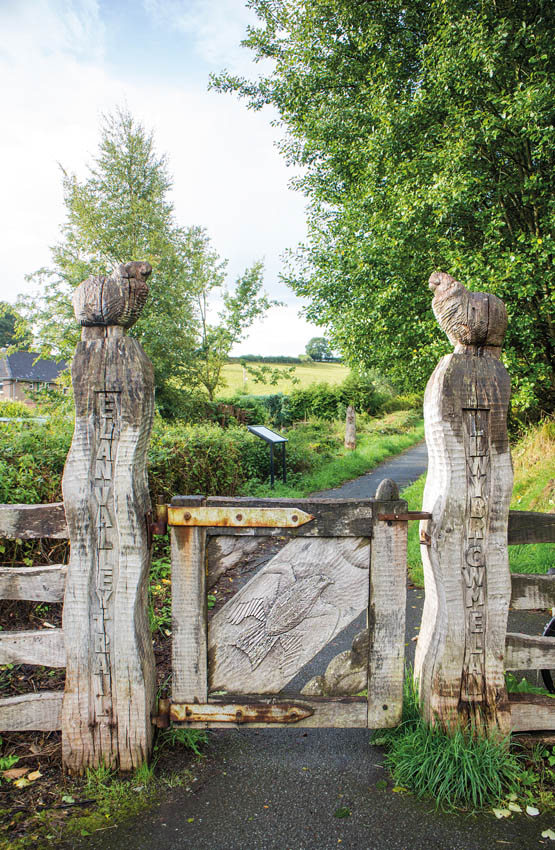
[62,262,156,773]
[344,405,356,450]
[415,272,513,733]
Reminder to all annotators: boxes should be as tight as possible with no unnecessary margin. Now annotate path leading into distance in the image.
[78,441,552,850]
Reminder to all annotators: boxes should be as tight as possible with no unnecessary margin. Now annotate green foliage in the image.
[214,0,555,416]
[0,304,19,348]
[17,107,271,417]
[505,672,555,699]
[384,721,524,812]
[0,400,33,419]
[305,336,332,361]
[155,727,208,758]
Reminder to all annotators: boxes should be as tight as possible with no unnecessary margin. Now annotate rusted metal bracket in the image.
[167,505,314,529]
[153,700,314,726]
[378,511,432,522]
[147,504,168,541]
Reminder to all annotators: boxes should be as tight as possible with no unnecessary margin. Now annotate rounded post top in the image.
[73,261,152,328]
[428,271,507,355]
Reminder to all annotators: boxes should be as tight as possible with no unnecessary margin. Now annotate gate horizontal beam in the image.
[166,701,314,724]
[167,506,314,529]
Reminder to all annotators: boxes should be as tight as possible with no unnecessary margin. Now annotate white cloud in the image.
[0,0,319,353]
[143,0,259,73]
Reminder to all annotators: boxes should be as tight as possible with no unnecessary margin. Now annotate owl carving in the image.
[428,271,507,352]
[73,261,152,328]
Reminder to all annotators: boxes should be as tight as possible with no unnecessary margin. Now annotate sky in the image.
[0,0,321,356]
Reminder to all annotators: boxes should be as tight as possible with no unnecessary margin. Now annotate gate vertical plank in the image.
[171,517,208,703]
[368,482,408,728]
[61,263,156,774]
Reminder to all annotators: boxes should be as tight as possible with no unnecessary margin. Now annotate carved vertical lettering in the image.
[462,406,489,701]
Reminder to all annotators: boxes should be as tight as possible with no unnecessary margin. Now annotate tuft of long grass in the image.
[384,722,524,812]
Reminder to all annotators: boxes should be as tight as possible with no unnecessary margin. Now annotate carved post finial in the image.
[428,271,507,356]
[73,261,152,330]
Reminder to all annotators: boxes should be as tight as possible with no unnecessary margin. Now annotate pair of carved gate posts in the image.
[11,263,548,774]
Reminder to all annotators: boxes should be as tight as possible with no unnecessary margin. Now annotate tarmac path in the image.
[80,441,553,850]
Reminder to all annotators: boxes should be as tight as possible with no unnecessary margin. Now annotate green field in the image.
[217,361,350,397]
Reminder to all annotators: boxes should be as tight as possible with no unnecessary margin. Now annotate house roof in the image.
[0,351,67,383]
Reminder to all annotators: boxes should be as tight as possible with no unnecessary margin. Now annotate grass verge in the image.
[404,419,554,587]
[0,728,208,849]
[372,673,555,813]
[242,414,424,499]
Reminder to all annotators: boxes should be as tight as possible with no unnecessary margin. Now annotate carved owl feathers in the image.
[73,261,152,328]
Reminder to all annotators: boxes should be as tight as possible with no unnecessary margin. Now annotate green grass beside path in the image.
[403,420,554,587]
[242,419,424,499]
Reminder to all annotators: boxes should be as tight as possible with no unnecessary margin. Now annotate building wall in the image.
[0,380,57,406]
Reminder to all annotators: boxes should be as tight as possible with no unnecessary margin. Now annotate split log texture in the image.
[368,501,408,728]
[510,574,555,611]
[0,629,66,667]
[505,633,555,671]
[415,272,513,732]
[0,503,67,539]
[507,511,555,545]
[61,265,155,774]
[0,692,63,732]
[208,536,371,695]
[344,405,356,450]
[0,565,66,602]
[509,694,555,733]
[206,537,264,589]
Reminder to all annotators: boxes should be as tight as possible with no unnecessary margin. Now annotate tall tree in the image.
[19,108,270,413]
[213,0,555,415]
[0,304,18,348]
[306,337,332,361]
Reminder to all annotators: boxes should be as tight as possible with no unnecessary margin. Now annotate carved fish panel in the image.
[208,536,370,695]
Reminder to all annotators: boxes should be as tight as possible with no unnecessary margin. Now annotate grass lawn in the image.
[217,360,350,396]
[404,420,554,586]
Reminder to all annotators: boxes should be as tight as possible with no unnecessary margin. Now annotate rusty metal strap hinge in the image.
[153,700,314,726]
[167,506,314,529]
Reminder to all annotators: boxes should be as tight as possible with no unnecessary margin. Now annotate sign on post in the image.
[247,425,288,487]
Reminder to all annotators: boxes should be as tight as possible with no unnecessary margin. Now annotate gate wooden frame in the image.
[157,492,410,730]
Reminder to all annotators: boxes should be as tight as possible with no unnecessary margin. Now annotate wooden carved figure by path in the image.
[62,261,156,773]
[415,271,513,732]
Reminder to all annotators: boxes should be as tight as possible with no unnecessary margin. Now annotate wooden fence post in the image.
[344,405,356,450]
[414,272,513,733]
[61,262,156,773]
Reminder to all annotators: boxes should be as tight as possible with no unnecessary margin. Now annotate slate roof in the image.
[0,352,67,383]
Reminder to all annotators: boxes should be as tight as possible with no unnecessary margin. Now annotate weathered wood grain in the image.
[368,507,408,728]
[208,536,370,695]
[302,630,368,698]
[510,574,555,611]
[0,692,63,732]
[0,565,66,602]
[505,633,555,671]
[171,526,208,703]
[0,629,66,667]
[508,511,555,545]
[0,503,68,539]
[61,282,155,774]
[344,405,356,450]
[73,262,151,328]
[415,276,512,733]
[171,696,368,729]
[206,537,265,589]
[509,693,555,732]
[171,496,405,538]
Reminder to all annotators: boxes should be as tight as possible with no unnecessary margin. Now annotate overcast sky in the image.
[0,0,321,356]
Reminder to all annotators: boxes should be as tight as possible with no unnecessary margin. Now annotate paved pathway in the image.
[80,442,553,850]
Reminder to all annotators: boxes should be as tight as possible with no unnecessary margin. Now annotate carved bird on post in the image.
[428,271,507,354]
[73,261,152,328]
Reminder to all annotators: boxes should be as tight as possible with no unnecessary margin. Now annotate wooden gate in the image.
[154,488,410,730]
